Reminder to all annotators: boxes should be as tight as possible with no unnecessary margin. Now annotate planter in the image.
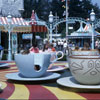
[69,55,100,85]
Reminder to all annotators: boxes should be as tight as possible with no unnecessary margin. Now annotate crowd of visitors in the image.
[19,38,100,56]
[19,39,69,55]
[20,40,57,55]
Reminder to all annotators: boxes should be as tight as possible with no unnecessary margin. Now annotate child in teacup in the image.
[42,44,49,52]
[49,44,56,52]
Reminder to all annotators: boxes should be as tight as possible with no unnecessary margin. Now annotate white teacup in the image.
[15,53,56,78]
[69,55,100,85]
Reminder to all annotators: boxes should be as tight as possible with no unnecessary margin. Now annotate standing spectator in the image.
[97,40,100,54]
[95,39,99,49]
[60,40,63,51]
[56,41,58,50]
[72,42,75,50]
[58,40,61,50]
[69,42,73,48]
[63,41,67,54]
[53,41,56,49]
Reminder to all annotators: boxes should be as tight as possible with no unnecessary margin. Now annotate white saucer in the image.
[65,63,69,68]
[6,72,61,81]
[47,66,68,72]
[57,76,100,89]
[0,63,9,67]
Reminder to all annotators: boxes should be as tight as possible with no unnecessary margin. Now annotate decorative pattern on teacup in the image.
[70,60,84,74]
[70,60,100,76]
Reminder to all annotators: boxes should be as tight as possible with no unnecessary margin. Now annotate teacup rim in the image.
[69,55,100,59]
[15,53,51,55]
[72,49,98,51]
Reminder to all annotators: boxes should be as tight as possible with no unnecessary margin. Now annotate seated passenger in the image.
[49,44,56,52]
[29,42,39,53]
[82,42,90,50]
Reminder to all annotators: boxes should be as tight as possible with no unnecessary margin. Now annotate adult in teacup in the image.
[29,42,39,53]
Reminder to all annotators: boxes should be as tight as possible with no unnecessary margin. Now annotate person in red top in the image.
[29,42,39,53]
[50,44,56,52]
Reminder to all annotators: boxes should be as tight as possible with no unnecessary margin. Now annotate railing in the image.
[25,17,100,30]
[45,17,89,31]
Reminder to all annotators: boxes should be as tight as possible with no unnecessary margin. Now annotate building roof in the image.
[68,22,100,38]
[0,10,47,33]
[0,0,24,17]
[0,17,29,26]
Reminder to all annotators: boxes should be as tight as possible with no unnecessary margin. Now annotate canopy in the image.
[0,17,31,33]
[68,23,100,39]
[30,10,47,33]
[0,11,47,33]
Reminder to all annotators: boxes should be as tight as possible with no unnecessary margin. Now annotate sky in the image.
[92,0,100,7]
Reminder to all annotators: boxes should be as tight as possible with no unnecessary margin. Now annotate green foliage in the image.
[23,0,100,20]
[23,0,100,34]
[69,0,91,18]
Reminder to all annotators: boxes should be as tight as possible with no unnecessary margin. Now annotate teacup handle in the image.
[51,51,64,63]
[56,51,64,60]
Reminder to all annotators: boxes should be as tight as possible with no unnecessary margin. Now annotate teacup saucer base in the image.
[6,72,61,81]
[57,76,100,89]
[0,63,9,67]
[47,66,68,72]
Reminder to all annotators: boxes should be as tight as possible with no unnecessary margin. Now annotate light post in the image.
[66,0,68,43]
[5,14,14,61]
[31,17,36,45]
[30,10,37,45]
[90,9,95,49]
[54,13,59,39]
[49,11,54,43]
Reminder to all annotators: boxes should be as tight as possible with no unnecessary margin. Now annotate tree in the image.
[23,0,32,18]
[35,0,50,21]
[23,0,100,19]
[23,0,100,34]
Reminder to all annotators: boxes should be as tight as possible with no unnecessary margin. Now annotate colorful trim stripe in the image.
[0,82,15,99]
[26,85,58,100]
